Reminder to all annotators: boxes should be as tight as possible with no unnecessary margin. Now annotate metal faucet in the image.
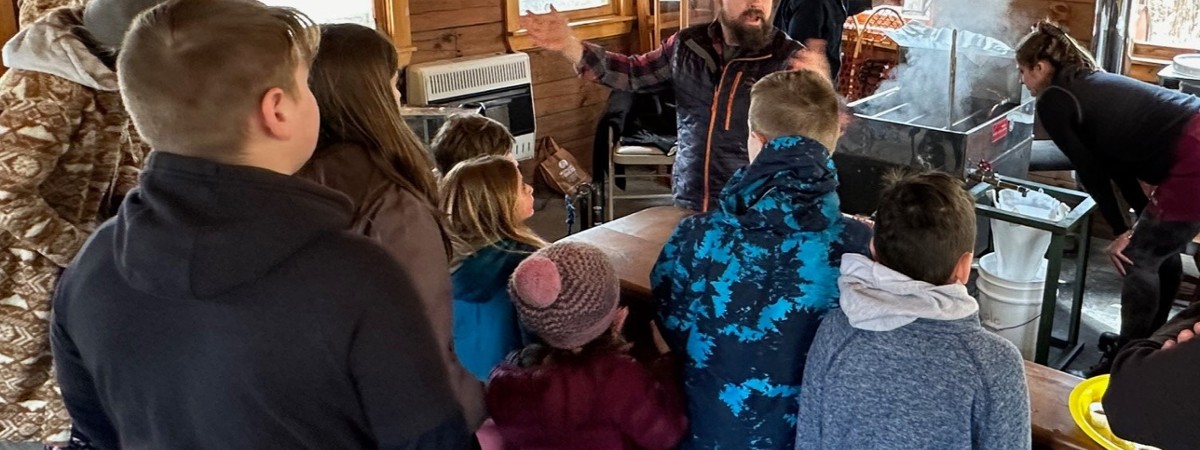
[968,160,1030,195]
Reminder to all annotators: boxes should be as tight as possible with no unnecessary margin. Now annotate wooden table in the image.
[564,206,1101,450]
[562,206,691,300]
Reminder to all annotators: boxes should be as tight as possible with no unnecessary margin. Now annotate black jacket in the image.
[1037,70,1200,234]
[51,152,470,450]
[1104,300,1200,449]
[773,0,873,80]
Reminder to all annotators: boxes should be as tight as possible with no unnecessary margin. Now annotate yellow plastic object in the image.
[1067,375,1137,450]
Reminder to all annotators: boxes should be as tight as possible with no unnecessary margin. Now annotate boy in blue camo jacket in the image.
[650,69,871,450]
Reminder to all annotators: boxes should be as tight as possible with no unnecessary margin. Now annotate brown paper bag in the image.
[536,137,591,196]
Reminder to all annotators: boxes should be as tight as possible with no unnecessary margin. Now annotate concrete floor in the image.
[525,169,1195,373]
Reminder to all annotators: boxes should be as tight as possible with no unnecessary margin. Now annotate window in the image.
[1133,0,1200,49]
[520,0,611,15]
[259,0,375,27]
[258,0,416,67]
[505,0,635,51]
[511,0,624,22]
[901,0,930,16]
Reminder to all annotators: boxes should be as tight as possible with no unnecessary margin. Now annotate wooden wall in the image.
[408,0,633,173]
[1010,0,1097,46]
[0,0,17,75]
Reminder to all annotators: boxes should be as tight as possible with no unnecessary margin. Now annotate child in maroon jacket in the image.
[485,242,687,450]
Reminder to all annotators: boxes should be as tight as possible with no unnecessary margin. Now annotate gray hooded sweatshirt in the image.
[795,254,1032,450]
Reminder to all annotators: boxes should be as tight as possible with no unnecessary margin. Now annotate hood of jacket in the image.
[112,152,354,300]
[838,253,979,332]
[452,239,536,303]
[716,135,841,233]
[2,7,117,91]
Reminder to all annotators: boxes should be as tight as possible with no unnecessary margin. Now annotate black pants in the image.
[1118,212,1200,347]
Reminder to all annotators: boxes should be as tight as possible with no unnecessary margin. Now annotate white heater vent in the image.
[428,61,528,99]
[405,53,537,161]
[408,53,532,104]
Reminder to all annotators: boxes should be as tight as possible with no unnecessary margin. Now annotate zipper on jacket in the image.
[724,71,744,131]
[701,55,772,212]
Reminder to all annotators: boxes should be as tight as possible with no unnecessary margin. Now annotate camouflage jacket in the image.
[651,135,871,450]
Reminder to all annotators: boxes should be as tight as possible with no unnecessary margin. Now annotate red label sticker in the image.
[992,119,1011,143]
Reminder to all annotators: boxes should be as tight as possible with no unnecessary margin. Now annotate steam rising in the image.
[877,0,1019,127]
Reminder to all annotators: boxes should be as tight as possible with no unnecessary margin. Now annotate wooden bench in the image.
[563,206,1101,450]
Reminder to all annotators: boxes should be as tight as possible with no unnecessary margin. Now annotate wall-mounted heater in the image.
[407,53,537,161]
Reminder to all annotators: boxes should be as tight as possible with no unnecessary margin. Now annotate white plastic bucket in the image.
[977,253,1045,360]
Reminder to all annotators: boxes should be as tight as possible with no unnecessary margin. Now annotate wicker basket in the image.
[838,8,905,101]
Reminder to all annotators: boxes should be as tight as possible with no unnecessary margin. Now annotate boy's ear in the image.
[950,252,973,285]
[868,238,877,261]
[257,87,291,140]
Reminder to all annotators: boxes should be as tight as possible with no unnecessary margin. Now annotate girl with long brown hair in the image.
[296,23,484,429]
[1016,21,1200,378]
[439,155,545,380]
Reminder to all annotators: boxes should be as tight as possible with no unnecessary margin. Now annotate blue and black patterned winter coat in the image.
[650,135,871,450]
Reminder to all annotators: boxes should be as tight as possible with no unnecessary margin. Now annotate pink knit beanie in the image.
[508,242,620,350]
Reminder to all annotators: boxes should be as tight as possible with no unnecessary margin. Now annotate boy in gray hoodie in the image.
[795,172,1031,450]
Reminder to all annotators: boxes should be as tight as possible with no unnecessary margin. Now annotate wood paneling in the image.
[409,0,633,169]
[1010,0,1097,46]
[410,0,508,63]
[1133,41,1198,60]
[1127,42,1198,82]
[411,6,502,33]
[1129,58,1165,82]
[1,0,16,75]
[411,22,507,63]
[533,77,610,117]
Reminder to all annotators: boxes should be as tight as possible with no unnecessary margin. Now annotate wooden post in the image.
[377,0,416,68]
[637,0,654,51]
[653,0,662,48]
[680,0,689,29]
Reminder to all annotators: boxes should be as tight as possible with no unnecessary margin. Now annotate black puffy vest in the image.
[669,23,803,212]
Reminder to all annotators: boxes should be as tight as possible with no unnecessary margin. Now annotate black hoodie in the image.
[50,152,470,450]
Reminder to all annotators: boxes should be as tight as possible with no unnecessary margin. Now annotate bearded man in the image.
[522,0,827,212]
